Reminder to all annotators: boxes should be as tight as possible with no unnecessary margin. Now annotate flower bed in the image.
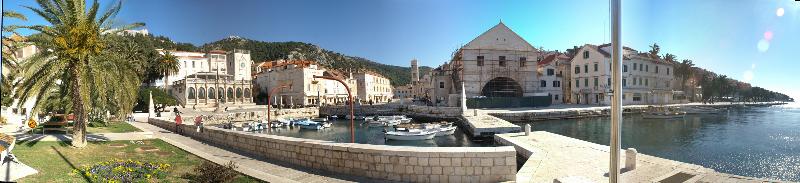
[73,159,171,182]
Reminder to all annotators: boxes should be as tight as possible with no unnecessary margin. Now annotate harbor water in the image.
[254,119,490,147]
[523,103,800,181]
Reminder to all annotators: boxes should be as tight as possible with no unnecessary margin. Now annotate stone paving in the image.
[495,132,788,183]
[128,121,363,183]
[462,114,521,138]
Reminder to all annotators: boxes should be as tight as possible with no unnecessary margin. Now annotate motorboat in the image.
[420,122,457,136]
[299,122,325,130]
[328,115,339,119]
[294,119,328,129]
[643,107,686,119]
[682,106,723,114]
[384,128,436,141]
[311,118,328,122]
[321,122,332,128]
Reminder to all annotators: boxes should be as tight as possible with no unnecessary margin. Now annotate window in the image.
[607,78,611,86]
[593,77,598,87]
[633,63,637,70]
[633,93,642,101]
[439,82,444,88]
[499,56,506,66]
[540,80,547,87]
[583,51,590,59]
[547,69,555,76]
[188,87,196,99]
[633,78,637,85]
[646,65,649,72]
[584,65,588,73]
[622,78,627,87]
[227,88,234,99]
[553,81,561,87]
[584,78,588,87]
[208,88,216,99]
[199,88,206,99]
[555,95,560,100]
[236,88,243,98]
[667,68,670,75]
[638,78,642,85]
[593,63,598,71]
[192,61,195,68]
[623,65,628,72]
[520,57,526,67]
[220,55,226,60]
[645,79,649,86]
[477,56,484,66]
[576,79,580,88]
[655,66,659,73]
[622,93,626,100]
[575,66,580,74]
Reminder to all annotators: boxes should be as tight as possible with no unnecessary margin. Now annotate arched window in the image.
[244,88,251,98]
[188,87,196,99]
[198,88,206,99]
[227,87,234,99]
[236,88,243,98]
[208,87,216,99]
[218,87,224,99]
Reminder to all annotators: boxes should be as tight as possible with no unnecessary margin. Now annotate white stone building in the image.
[164,49,255,107]
[354,72,394,104]
[570,44,683,105]
[254,60,357,107]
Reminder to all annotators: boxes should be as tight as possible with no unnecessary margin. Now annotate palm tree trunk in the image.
[164,72,169,93]
[70,67,88,148]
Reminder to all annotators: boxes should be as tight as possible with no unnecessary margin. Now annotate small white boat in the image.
[384,128,436,141]
[421,122,457,136]
[643,107,686,119]
[321,122,332,128]
[311,118,328,122]
[299,123,324,130]
[682,106,723,114]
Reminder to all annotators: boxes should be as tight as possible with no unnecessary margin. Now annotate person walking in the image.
[174,110,183,135]
[194,115,204,133]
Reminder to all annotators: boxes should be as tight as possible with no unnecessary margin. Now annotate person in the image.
[175,114,183,135]
[173,107,179,115]
[194,115,204,133]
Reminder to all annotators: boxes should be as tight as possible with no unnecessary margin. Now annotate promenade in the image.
[127,120,363,183]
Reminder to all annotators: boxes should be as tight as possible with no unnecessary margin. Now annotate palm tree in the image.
[648,43,661,59]
[675,59,695,91]
[156,51,180,93]
[15,0,143,147]
[1,10,29,106]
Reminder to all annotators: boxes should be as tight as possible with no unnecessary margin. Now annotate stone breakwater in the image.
[149,117,517,182]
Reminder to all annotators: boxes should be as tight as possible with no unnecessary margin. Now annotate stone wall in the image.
[149,118,516,182]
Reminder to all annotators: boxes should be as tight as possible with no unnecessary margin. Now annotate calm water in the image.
[253,119,489,147]
[524,102,800,181]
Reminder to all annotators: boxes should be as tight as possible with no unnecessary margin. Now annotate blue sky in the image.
[3,0,799,99]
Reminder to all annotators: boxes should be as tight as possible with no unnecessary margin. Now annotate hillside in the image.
[198,36,430,86]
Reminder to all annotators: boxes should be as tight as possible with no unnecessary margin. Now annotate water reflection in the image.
[524,103,800,181]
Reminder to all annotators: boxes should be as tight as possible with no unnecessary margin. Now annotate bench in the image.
[41,114,72,134]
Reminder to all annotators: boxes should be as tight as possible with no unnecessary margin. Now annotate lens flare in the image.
[777,8,785,17]
[757,39,770,52]
[764,31,773,41]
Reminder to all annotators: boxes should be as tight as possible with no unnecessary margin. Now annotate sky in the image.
[3,0,799,99]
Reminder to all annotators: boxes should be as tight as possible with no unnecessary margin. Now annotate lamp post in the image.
[313,75,355,143]
[609,0,623,182]
[267,84,291,128]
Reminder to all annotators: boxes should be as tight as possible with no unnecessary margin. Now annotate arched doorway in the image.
[481,77,523,97]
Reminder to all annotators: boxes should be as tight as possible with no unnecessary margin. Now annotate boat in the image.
[311,118,328,122]
[643,107,686,119]
[419,122,457,136]
[321,122,332,128]
[682,106,723,114]
[384,128,436,141]
[328,115,339,119]
[299,122,324,130]
[293,119,328,129]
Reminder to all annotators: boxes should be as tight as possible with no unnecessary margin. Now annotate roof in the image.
[461,22,537,51]
[537,54,558,66]
[208,50,227,54]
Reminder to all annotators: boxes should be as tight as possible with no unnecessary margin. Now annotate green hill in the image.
[198,36,430,86]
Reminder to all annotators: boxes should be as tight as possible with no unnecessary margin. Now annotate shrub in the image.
[183,161,238,183]
[73,159,171,182]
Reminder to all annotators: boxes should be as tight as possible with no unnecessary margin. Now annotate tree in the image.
[675,59,695,91]
[16,0,143,148]
[133,87,178,112]
[648,43,661,59]
[663,53,676,63]
[1,10,29,107]
[155,51,179,92]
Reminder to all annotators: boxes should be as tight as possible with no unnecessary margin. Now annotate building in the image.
[555,54,574,103]
[254,60,357,107]
[165,49,255,107]
[354,72,394,104]
[535,53,565,104]
[569,44,683,105]
[432,22,561,106]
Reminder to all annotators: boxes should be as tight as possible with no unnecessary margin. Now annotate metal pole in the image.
[314,75,355,143]
[609,0,623,182]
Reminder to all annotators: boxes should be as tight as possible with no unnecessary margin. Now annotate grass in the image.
[28,121,142,134]
[12,139,263,183]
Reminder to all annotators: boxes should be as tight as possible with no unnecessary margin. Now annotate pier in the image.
[495,132,784,183]
[460,114,521,138]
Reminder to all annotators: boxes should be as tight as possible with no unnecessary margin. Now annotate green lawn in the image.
[12,139,262,183]
[29,121,142,134]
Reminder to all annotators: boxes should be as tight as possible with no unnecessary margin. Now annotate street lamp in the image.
[313,75,355,143]
[267,84,291,128]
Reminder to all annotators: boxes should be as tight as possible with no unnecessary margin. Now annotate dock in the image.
[495,132,784,183]
[460,114,521,138]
